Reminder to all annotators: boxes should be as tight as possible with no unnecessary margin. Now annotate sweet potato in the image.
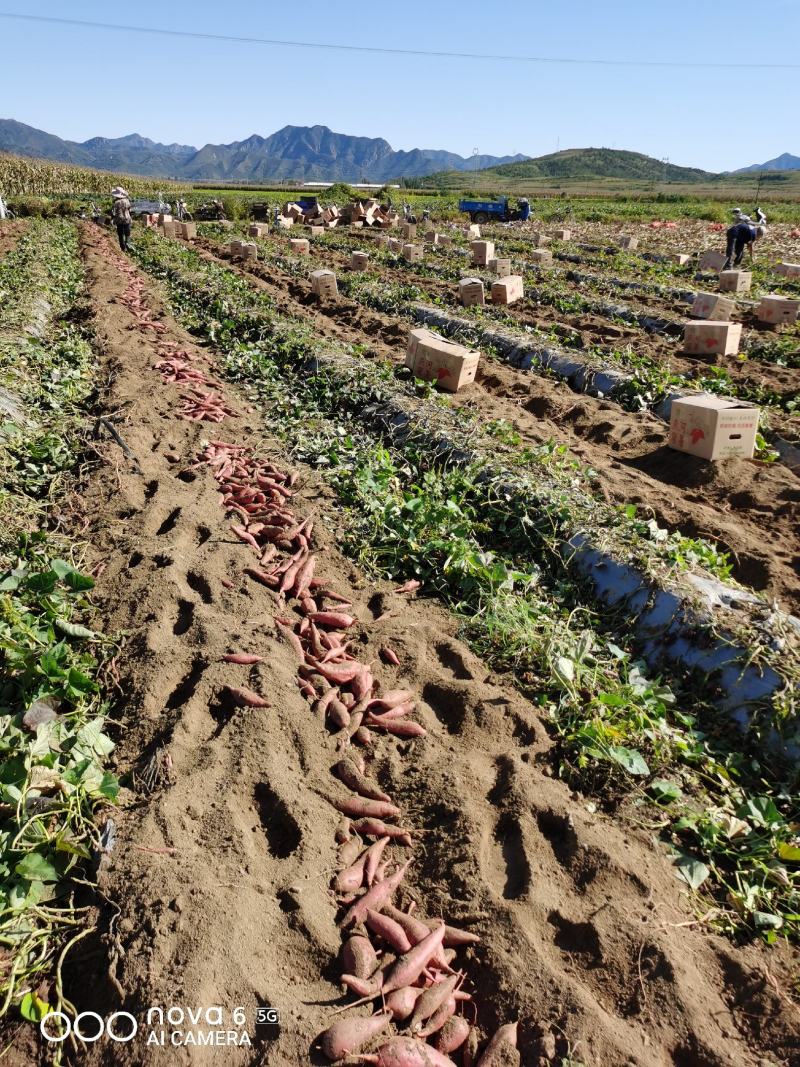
[409,975,460,1034]
[384,985,424,1021]
[393,580,421,594]
[382,907,453,973]
[417,998,456,1040]
[338,836,363,868]
[332,759,390,803]
[341,973,383,997]
[335,817,351,843]
[380,646,400,666]
[339,861,410,928]
[352,726,373,747]
[357,1037,456,1066]
[340,936,378,981]
[365,909,412,953]
[309,611,356,629]
[334,851,369,894]
[351,819,412,845]
[310,659,364,685]
[369,690,414,710]
[333,797,400,820]
[328,699,352,730]
[221,652,264,664]
[382,924,446,994]
[319,1012,392,1061]
[366,717,427,738]
[221,684,270,709]
[476,1023,519,1067]
[432,1016,471,1055]
[363,836,390,885]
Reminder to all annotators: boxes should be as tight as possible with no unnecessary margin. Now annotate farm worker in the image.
[723,214,767,269]
[0,195,7,220]
[110,186,132,252]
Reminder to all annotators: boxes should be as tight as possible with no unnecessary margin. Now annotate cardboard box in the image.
[403,243,423,263]
[683,320,741,356]
[488,258,512,277]
[471,240,495,266]
[491,275,524,305]
[530,249,553,267]
[289,238,310,254]
[719,270,752,293]
[158,213,173,225]
[248,223,268,237]
[307,225,324,237]
[401,223,417,239]
[691,292,736,321]
[424,231,440,245]
[668,395,759,460]
[405,328,480,392]
[276,215,294,228]
[553,228,572,240]
[217,220,234,230]
[699,250,727,272]
[756,295,800,326]
[161,220,176,237]
[531,232,551,247]
[310,269,338,301]
[458,278,485,307]
[617,235,638,250]
[241,242,258,260]
[350,251,369,270]
[437,235,452,247]
[388,238,403,252]
[229,240,244,256]
[671,253,691,265]
[775,262,800,278]
[374,234,390,248]
[468,224,481,237]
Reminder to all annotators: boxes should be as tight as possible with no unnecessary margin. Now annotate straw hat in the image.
[111,186,128,198]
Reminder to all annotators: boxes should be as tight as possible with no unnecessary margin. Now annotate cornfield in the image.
[0,151,190,198]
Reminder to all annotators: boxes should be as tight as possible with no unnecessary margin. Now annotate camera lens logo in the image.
[40,1012,138,1043]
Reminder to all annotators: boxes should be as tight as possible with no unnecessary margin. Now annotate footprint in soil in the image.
[156,507,182,537]
[548,910,603,964]
[482,811,531,901]
[172,598,195,636]
[187,570,213,604]
[434,640,475,680]
[253,782,302,859]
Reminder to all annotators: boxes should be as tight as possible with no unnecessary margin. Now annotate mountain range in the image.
[0,119,527,182]
[734,152,800,173]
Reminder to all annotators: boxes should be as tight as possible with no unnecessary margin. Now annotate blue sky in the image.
[1,1,797,171]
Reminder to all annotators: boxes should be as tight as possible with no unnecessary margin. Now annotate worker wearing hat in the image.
[723,208,767,269]
[110,186,132,251]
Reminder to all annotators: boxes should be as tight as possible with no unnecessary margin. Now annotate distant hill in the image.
[0,119,528,182]
[735,152,800,173]
[467,148,715,183]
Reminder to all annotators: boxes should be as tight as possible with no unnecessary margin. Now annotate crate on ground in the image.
[468,224,481,237]
[698,250,727,272]
[307,225,325,237]
[157,213,173,225]
[719,270,751,294]
[488,258,512,277]
[403,243,423,263]
[471,240,495,266]
[437,235,453,247]
[160,219,176,237]
[756,295,800,326]
[691,292,736,321]
[248,223,268,238]
[374,234,390,248]
[683,320,741,356]
[406,328,480,392]
[531,232,551,247]
[491,275,524,305]
[310,269,338,301]
[289,238,310,254]
[553,228,571,240]
[617,235,638,250]
[530,249,553,267]
[424,231,440,245]
[400,223,417,240]
[458,278,485,307]
[775,262,800,278]
[350,250,369,270]
[229,239,244,257]
[276,215,294,228]
[388,237,403,252]
[668,395,760,460]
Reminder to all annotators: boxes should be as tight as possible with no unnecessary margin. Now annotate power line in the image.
[1,11,799,69]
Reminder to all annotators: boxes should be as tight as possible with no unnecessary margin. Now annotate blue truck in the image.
[458,195,530,224]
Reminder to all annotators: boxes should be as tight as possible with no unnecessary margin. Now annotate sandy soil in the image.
[0,222,785,1067]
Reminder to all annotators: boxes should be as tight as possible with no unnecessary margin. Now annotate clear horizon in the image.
[1,0,798,172]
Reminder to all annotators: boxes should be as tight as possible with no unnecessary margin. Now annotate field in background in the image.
[3,150,800,222]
